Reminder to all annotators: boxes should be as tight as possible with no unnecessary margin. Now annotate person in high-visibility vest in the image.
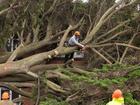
[106,89,124,105]
[0,91,15,105]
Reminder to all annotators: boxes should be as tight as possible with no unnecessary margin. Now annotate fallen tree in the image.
[0,0,140,105]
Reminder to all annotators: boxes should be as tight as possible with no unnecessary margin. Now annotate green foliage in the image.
[125,93,140,105]
[129,68,140,78]
[93,77,127,88]
[58,67,128,88]
[101,63,128,72]
[40,98,70,105]
[72,1,88,15]
[59,64,130,88]
[41,64,140,105]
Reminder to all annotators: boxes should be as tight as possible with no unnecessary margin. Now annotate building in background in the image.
[6,35,20,52]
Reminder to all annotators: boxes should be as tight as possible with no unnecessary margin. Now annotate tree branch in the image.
[0,82,35,88]
[83,0,137,44]
[95,19,132,42]
[98,29,132,44]
[46,80,66,93]
[90,48,112,64]
[0,83,32,98]
[59,25,72,47]
[119,33,138,64]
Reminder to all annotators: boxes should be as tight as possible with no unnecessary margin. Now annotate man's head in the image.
[2,91,10,100]
[112,89,123,99]
[74,31,80,37]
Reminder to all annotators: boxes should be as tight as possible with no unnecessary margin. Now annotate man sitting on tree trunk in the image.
[64,31,85,67]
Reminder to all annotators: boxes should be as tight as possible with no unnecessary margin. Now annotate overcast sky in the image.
[82,0,88,2]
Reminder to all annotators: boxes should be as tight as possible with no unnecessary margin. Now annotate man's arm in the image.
[72,37,84,48]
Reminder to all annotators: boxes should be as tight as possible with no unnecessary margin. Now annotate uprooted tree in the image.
[0,0,140,104]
